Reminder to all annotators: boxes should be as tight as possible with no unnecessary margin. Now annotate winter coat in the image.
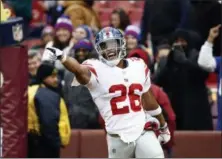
[63,1,101,29]
[153,29,212,130]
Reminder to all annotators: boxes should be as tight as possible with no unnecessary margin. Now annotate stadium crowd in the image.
[2,0,221,158]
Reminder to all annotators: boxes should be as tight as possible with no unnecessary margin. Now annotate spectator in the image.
[63,0,101,31]
[31,25,54,51]
[46,1,66,26]
[46,15,74,78]
[153,29,213,130]
[125,25,141,54]
[140,0,192,48]
[73,25,92,42]
[125,25,153,67]
[46,15,74,51]
[198,25,222,130]
[110,8,131,32]
[28,61,71,158]
[190,0,221,55]
[63,39,100,129]
[153,43,171,73]
[28,49,41,86]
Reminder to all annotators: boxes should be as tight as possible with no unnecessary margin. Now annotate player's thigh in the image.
[135,131,164,158]
[106,134,135,158]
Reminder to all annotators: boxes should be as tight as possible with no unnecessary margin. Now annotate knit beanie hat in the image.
[124,25,140,40]
[73,39,93,51]
[55,15,73,33]
[76,25,92,40]
[36,61,57,82]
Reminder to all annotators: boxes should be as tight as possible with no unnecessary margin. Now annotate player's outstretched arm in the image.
[42,47,90,85]
[62,56,90,85]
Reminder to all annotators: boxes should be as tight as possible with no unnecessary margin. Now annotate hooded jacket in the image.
[154,29,212,130]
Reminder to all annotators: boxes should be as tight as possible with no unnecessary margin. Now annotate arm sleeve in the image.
[71,64,99,91]
[84,69,99,91]
[59,98,71,146]
[197,41,217,72]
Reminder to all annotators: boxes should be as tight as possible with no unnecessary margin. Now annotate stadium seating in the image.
[94,1,144,27]
[61,130,222,158]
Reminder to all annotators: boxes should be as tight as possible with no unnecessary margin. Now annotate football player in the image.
[42,27,170,158]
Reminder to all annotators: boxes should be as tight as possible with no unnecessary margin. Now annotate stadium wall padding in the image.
[0,46,28,157]
[61,130,222,158]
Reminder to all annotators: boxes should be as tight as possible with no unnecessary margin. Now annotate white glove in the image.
[144,115,160,130]
[42,47,65,62]
[158,123,171,144]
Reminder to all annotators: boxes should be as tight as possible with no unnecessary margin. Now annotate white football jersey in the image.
[81,57,151,143]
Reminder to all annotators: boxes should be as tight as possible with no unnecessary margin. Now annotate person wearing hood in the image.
[153,29,212,130]
[28,61,71,157]
[63,39,100,129]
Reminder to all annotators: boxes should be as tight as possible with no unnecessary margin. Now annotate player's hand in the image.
[158,123,171,144]
[207,24,221,43]
[42,47,64,62]
[144,116,160,130]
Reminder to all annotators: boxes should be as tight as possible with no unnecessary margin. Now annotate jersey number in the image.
[109,84,143,115]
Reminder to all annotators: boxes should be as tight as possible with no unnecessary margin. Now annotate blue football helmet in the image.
[95,27,126,67]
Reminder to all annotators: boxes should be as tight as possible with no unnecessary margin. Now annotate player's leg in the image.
[135,131,164,158]
[106,134,135,158]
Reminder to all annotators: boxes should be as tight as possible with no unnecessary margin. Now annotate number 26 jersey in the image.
[82,58,151,143]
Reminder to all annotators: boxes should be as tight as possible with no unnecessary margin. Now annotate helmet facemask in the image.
[96,38,126,67]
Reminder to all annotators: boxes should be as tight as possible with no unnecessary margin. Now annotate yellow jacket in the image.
[28,85,71,146]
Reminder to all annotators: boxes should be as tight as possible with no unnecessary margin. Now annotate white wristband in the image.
[146,106,162,116]
[160,122,168,130]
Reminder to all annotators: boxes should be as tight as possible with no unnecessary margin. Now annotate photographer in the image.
[153,29,212,130]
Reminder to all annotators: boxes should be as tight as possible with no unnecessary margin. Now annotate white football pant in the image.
[107,131,164,158]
